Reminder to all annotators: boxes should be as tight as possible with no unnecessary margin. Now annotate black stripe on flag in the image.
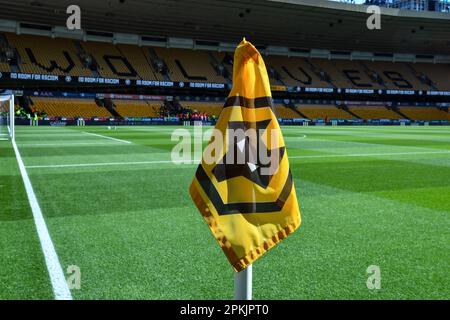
[224,96,274,109]
[195,165,293,215]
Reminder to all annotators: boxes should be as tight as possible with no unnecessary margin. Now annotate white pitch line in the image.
[82,131,131,144]
[25,150,450,169]
[11,139,72,300]
[19,142,127,147]
[26,160,199,169]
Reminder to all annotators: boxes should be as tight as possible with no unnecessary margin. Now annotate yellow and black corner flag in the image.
[189,39,301,272]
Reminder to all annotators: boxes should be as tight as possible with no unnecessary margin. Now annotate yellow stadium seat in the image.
[349,106,402,120]
[297,105,354,120]
[32,98,112,118]
[399,107,450,121]
[180,101,223,117]
[113,100,162,117]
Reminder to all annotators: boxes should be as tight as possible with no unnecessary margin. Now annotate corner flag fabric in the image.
[189,39,301,272]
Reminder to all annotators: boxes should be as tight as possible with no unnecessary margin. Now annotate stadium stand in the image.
[27,96,450,123]
[264,55,331,88]
[3,31,448,94]
[0,36,12,72]
[412,63,450,91]
[313,59,355,89]
[348,106,403,120]
[5,33,92,77]
[155,48,225,83]
[275,105,300,119]
[0,62,9,72]
[211,52,233,81]
[2,31,450,123]
[32,97,112,118]
[180,101,223,116]
[80,41,140,79]
[113,100,161,118]
[398,106,450,121]
[116,44,160,80]
[364,61,424,90]
[297,105,355,120]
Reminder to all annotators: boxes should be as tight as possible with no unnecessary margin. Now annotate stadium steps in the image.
[287,102,309,119]
[10,64,19,73]
[359,61,387,89]
[221,53,234,75]
[339,105,361,119]
[104,99,123,119]
[304,58,337,88]
[73,40,98,77]
[0,33,21,71]
[208,52,231,83]
[268,66,286,86]
[389,106,411,120]
[147,48,171,81]
[95,98,121,119]
[19,96,34,115]
[141,47,162,81]
[404,63,438,91]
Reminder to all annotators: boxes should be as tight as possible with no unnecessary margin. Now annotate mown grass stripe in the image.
[11,139,72,300]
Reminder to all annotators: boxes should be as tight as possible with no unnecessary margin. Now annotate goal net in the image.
[0,94,15,141]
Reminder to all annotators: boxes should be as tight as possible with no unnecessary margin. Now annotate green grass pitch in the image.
[0,125,449,299]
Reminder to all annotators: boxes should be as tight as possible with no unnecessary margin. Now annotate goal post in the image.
[0,93,15,141]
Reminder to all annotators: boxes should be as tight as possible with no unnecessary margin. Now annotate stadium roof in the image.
[0,0,450,55]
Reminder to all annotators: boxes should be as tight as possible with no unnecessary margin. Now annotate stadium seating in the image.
[348,106,402,120]
[264,55,330,87]
[313,59,358,89]
[155,48,225,83]
[3,33,450,123]
[180,101,223,116]
[297,105,355,120]
[398,107,450,121]
[5,33,92,77]
[412,63,450,91]
[367,61,426,90]
[32,97,112,118]
[80,41,140,79]
[275,105,300,119]
[117,44,161,80]
[0,61,9,72]
[113,100,161,117]
[3,32,450,93]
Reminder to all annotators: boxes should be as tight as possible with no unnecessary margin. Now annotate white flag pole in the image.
[234,264,252,300]
[234,120,254,301]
